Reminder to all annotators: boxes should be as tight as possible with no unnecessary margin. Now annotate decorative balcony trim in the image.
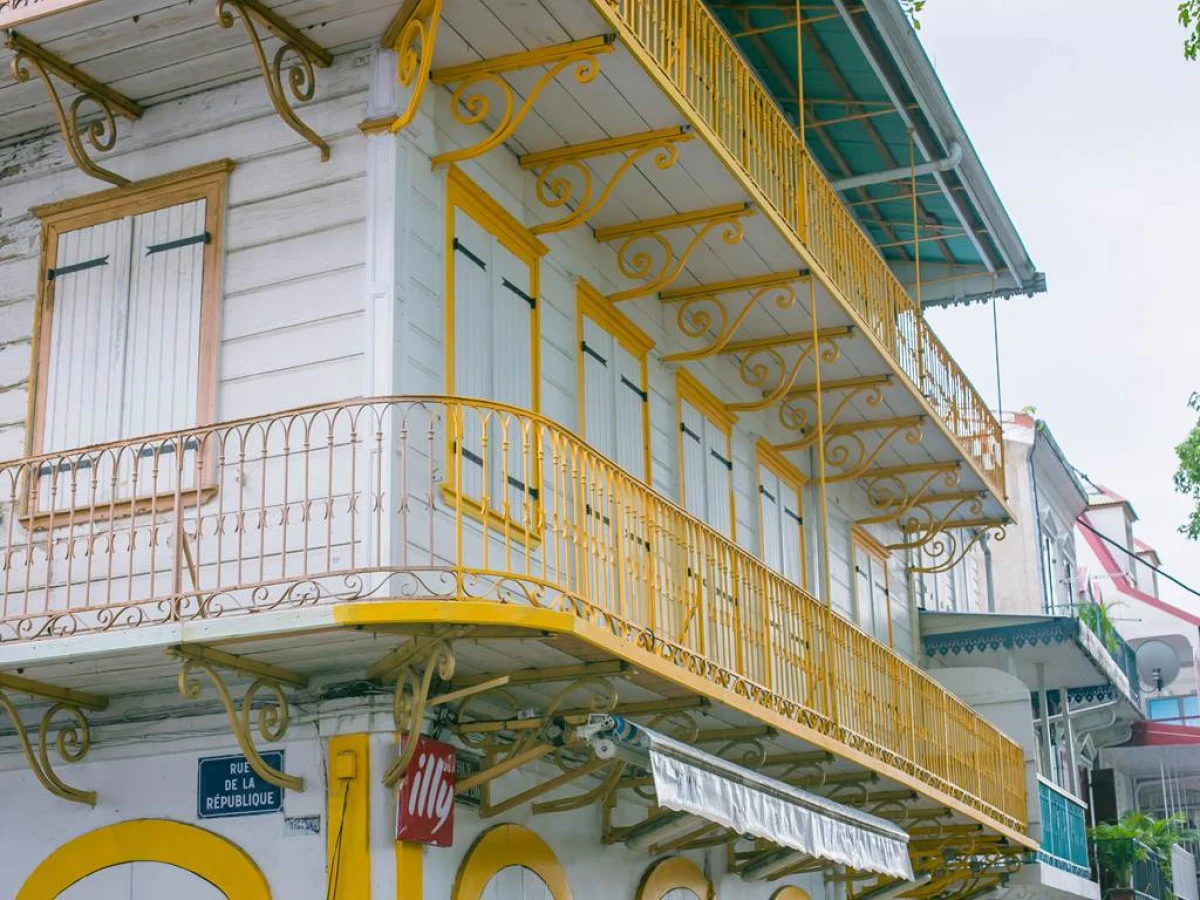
[6,31,143,186]
[0,673,107,805]
[216,0,332,159]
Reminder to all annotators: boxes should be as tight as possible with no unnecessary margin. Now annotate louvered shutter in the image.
[123,199,207,437]
[42,218,133,452]
[491,240,535,514]
[680,400,707,519]
[581,315,615,460]
[612,342,645,477]
[452,210,492,502]
[759,469,783,572]
[703,417,732,537]
[779,478,804,586]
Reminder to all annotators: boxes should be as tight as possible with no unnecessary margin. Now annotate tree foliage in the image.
[1173,393,1200,539]
[1181,1,1200,59]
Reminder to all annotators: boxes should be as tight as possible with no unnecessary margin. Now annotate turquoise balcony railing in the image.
[1039,778,1091,878]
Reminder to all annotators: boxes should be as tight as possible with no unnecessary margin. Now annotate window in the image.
[32,162,230,454]
[755,439,805,588]
[676,371,736,538]
[444,167,546,521]
[1147,695,1200,726]
[853,530,892,646]
[576,279,653,480]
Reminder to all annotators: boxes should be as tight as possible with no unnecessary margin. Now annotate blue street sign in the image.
[197,752,285,819]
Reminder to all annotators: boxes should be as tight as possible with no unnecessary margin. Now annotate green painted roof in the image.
[706,0,1043,304]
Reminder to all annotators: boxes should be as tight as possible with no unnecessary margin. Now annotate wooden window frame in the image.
[675,369,738,541]
[755,437,807,589]
[23,161,233,527]
[575,277,654,483]
[441,166,548,539]
[852,526,893,647]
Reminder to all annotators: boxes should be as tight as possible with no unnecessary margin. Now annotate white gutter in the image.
[831,142,962,192]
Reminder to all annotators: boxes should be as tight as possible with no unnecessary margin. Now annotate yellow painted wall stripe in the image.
[397,840,424,899]
[328,733,371,899]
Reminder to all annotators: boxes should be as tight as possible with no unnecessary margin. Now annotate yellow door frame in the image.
[452,823,572,900]
[18,819,271,900]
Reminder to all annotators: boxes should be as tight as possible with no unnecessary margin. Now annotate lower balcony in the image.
[0,396,1025,839]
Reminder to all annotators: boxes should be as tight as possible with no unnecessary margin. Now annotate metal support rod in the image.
[1061,688,1079,797]
[1036,663,1052,781]
[810,279,832,605]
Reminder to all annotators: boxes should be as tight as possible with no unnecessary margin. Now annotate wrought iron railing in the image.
[589,0,1006,496]
[1038,777,1091,878]
[0,397,1026,830]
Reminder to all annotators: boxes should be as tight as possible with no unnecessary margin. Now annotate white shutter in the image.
[581,316,615,460]
[43,218,133,451]
[703,417,732,537]
[452,211,492,502]
[759,469,783,572]
[123,199,206,437]
[779,479,803,586]
[491,240,534,514]
[613,342,645,477]
[680,400,707,519]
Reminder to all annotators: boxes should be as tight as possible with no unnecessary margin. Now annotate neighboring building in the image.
[921,414,1144,900]
[0,0,1048,898]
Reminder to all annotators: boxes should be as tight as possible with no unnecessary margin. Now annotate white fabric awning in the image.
[583,715,914,880]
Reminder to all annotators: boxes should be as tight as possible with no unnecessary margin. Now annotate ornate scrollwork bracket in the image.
[596,203,753,303]
[430,35,616,168]
[170,644,307,791]
[6,31,143,186]
[216,0,333,160]
[903,521,1008,574]
[857,466,965,527]
[774,374,891,452]
[383,637,458,787]
[0,673,107,805]
[721,327,852,414]
[822,415,926,483]
[518,127,693,235]
[660,270,806,364]
[387,0,445,133]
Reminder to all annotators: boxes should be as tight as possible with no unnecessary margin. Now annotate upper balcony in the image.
[0,396,1027,844]
[0,0,1038,554]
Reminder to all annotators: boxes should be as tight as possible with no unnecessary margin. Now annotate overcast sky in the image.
[915,0,1200,615]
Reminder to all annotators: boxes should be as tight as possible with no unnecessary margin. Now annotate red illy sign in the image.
[395,736,456,847]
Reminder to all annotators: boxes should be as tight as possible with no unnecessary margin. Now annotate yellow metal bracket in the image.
[775,374,891,451]
[5,31,143,186]
[387,0,445,133]
[900,520,1008,573]
[0,673,107,805]
[429,35,616,168]
[721,327,853,414]
[170,644,308,792]
[518,127,693,234]
[216,0,333,160]
[856,467,965,528]
[820,415,925,483]
[596,202,754,303]
[660,270,807,363]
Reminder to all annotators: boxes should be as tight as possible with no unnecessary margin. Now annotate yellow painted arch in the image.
[636,856,713,900]
[18,819,271,900]
[452,823,572,900]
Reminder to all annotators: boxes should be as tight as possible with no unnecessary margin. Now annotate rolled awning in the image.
[581,715,913,880]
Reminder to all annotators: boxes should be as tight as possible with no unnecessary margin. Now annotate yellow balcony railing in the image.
[590,0,1006,495]
[0,397,1024,831]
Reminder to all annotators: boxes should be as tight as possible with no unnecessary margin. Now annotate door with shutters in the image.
[446,172,543,538]
[676,374,737,668]
[33,168,225,519]
[577,283,654,624]
[756,442,807,691]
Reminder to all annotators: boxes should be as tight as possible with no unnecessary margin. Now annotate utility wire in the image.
[1076,516,1200,602]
